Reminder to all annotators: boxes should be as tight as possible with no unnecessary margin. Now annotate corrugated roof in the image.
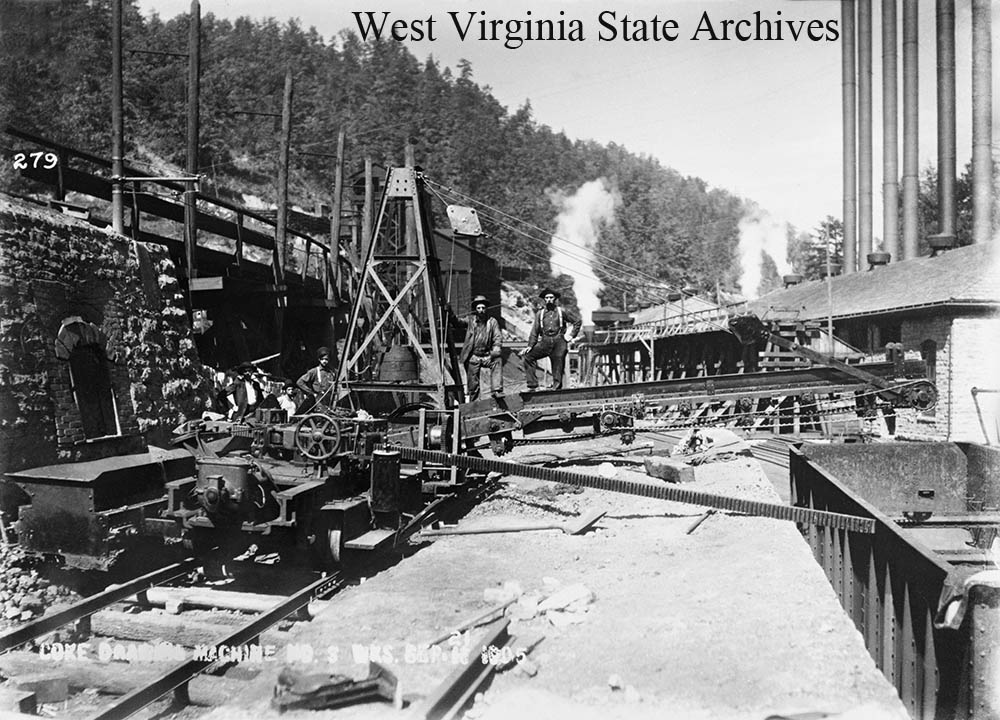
[747,243,1000,321]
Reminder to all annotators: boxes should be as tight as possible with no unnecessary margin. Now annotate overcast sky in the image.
[138,0,993,237]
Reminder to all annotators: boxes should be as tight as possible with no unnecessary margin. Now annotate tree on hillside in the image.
[793,216,844,280]
[757,252,781,297]
[915,162,983,254]
[1,4,750,301]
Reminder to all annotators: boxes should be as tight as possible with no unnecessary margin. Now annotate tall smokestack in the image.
[934,0,957,248]
[971,0,994,244]
[842,0,858,274]
[858,0,873,265]
[901,0,919,260]
[882,0,899,261]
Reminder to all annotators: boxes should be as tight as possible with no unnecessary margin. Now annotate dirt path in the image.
[197,435,907,720]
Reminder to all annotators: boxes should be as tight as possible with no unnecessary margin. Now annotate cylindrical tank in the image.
[370,449,401,514]
[195,456,252,517]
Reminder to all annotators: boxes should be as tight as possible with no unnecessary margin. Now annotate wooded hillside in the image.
[1,0,753,306]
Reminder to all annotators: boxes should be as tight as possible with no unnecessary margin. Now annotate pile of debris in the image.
[0,545,75,627]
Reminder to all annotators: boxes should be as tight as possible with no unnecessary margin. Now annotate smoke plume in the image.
[737,205,792,301]
[548,179,620,325]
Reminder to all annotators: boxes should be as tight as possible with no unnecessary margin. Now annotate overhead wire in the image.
[424,176,679,288]
[425,174,745,294]
[424,180,734,323]
[423,177,742,334]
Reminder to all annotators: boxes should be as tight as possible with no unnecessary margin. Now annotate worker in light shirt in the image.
[225,363,263,420]
[520,288,581,391]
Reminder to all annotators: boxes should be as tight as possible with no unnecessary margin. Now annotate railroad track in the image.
[0,559,346,719]
[748,437,797,470]
[0,559,199,655]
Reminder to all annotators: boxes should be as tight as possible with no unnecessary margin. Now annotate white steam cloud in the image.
[548,179,620,325]
[737,205,792,301]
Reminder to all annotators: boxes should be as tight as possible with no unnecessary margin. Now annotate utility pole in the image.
[184,0,200,280]
[275,69,293,283]
[328,128,345,349]
[111,0,124,234]
[273,69,293,351]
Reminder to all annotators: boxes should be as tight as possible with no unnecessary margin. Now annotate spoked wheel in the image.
[310,511,345,570]
[294,414,343,461]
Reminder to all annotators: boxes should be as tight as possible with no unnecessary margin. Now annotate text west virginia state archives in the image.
[352,10,841,49]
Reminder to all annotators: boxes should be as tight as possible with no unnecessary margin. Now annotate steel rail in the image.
[88,572,345,720]
[416,620,513,720]
[392,447,876,534]
[458,363,931,441]
[0,558,199,654]
[462,362,919,415]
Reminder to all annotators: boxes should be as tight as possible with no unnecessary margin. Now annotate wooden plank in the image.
[344,529,395,550]
[189,276,225,292]
[22,165,277,250]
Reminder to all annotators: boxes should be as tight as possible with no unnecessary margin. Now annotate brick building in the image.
[0,193,212,480]
[748,242,1000,442]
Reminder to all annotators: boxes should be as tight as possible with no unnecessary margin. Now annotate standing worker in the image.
[296,346,336,412]
[457,295,504,401]
[520,288,581,391]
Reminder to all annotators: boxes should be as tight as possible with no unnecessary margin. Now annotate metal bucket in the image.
[379,344,418,382]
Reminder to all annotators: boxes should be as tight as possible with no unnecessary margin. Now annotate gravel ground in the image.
[188,435,907,720]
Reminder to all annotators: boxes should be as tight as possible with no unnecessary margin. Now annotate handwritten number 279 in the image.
[13,152,59,170]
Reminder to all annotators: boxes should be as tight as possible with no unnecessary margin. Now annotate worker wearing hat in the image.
[457,295,503,401]
[296,346,336,412]
[223,362,264,420]
[520,288,581,391]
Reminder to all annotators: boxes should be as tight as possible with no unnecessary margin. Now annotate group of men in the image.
[216,287,580,418]
[459,287,581,401]
[216,347,336,421]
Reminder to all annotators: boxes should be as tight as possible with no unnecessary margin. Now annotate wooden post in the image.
[403,141,420,337]
[275,69,293,284]
[184,0,201,280]
[235,212,244,268]
[330,129,345,293]
[111,0,124,234]
[274,69,293,352]
[361,157,373,265]
[327,128,345,351]
[404,141,418,255]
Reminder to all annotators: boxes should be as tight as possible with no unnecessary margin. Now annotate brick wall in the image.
[948,316,1000,442]
[0,194,213,480]
[894,312,1000,442]
[895,314,952,440]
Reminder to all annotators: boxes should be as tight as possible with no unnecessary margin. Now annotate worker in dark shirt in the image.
[520,288,582,391]
[296,346,335,412]
[225,363,263,420]
[457,295,503,401]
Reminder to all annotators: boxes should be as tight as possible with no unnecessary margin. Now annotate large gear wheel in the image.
[294,414,343,461]
[903,382,938,412]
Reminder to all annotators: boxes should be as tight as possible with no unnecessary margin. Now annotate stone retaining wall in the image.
[0,194,212,484]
